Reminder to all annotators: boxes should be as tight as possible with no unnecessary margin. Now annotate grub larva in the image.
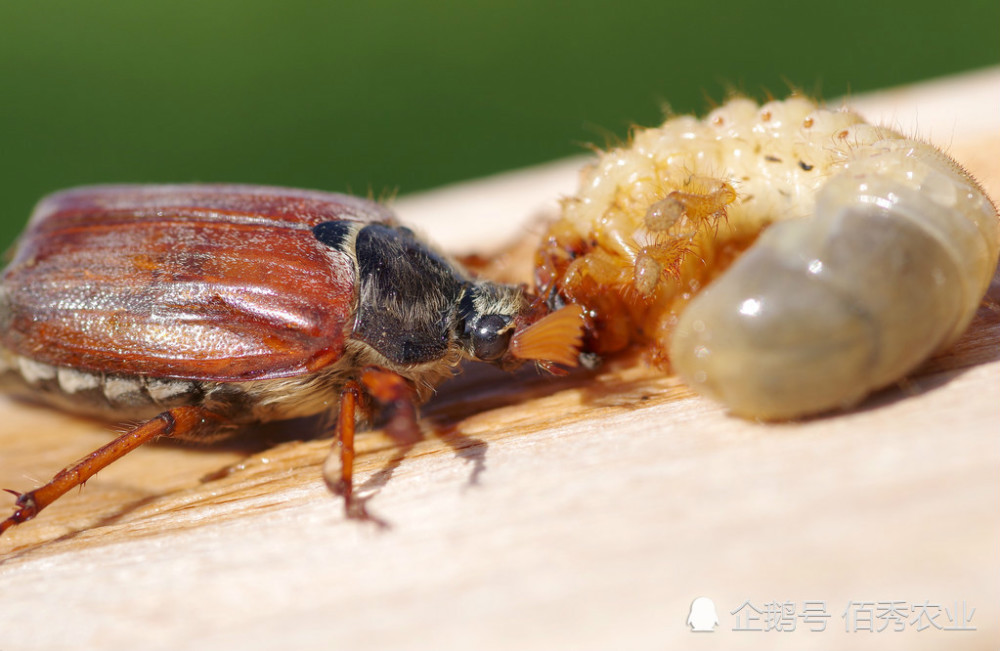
[536,96,1000,419]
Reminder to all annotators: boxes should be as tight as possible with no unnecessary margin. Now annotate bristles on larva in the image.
[510,305,585,367]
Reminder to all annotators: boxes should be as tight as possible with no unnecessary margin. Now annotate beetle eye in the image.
[467,314,512,361]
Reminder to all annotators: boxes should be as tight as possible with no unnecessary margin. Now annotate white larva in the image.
[540,96,1000,419]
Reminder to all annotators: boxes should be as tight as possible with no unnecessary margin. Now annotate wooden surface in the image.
[1,69,998,651]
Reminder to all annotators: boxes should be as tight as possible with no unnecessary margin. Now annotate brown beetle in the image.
[0,184,584,535]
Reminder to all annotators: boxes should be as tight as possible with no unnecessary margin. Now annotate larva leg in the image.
[560,247,633,300]
[645,179,736,232]
[631,239,689,298]
[621,179,737,301]
[0,405,228,536]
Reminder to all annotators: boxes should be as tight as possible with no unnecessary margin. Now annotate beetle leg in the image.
[359,367,421,446]
[323,370,419,521]
[323,379,362,502]
[0,405,226,537]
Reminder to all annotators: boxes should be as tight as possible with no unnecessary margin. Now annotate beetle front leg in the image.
[359,367,421,446]
[323,370,419,522]
[323,379,363,503]
[0,405,227,537]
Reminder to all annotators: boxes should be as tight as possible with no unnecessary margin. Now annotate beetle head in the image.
[458,282,585,371]
[346,222,584,374]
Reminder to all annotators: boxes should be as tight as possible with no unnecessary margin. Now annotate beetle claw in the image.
[324,480,348,498]
[0,498,37,537]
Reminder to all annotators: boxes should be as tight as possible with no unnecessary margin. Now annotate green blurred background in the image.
[1,1,997,248]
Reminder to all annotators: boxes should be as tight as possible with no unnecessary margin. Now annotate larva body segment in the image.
[538,97,1000,419]
[672,138,999,418]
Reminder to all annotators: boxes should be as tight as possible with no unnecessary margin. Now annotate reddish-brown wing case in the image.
[0,185,393,381]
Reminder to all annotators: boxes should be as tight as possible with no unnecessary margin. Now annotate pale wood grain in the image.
[1,69,998,651]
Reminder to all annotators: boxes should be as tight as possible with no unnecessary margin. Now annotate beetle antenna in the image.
[509,304,585,368]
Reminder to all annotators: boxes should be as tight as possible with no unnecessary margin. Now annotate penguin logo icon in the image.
[687,597,719,632]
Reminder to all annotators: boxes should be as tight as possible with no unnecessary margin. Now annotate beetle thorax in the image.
[332,223,527,386]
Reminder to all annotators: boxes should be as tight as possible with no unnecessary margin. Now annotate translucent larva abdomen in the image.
[538,96,1000,419]
[670,137,1000,418]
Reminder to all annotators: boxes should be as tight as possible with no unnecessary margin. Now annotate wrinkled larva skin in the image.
[537,96,1000,419]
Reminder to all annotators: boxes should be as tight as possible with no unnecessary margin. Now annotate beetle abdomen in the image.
[0,346,361,429]
[0,349,204,419]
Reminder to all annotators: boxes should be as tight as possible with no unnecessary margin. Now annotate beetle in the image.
[0,184,584,535]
